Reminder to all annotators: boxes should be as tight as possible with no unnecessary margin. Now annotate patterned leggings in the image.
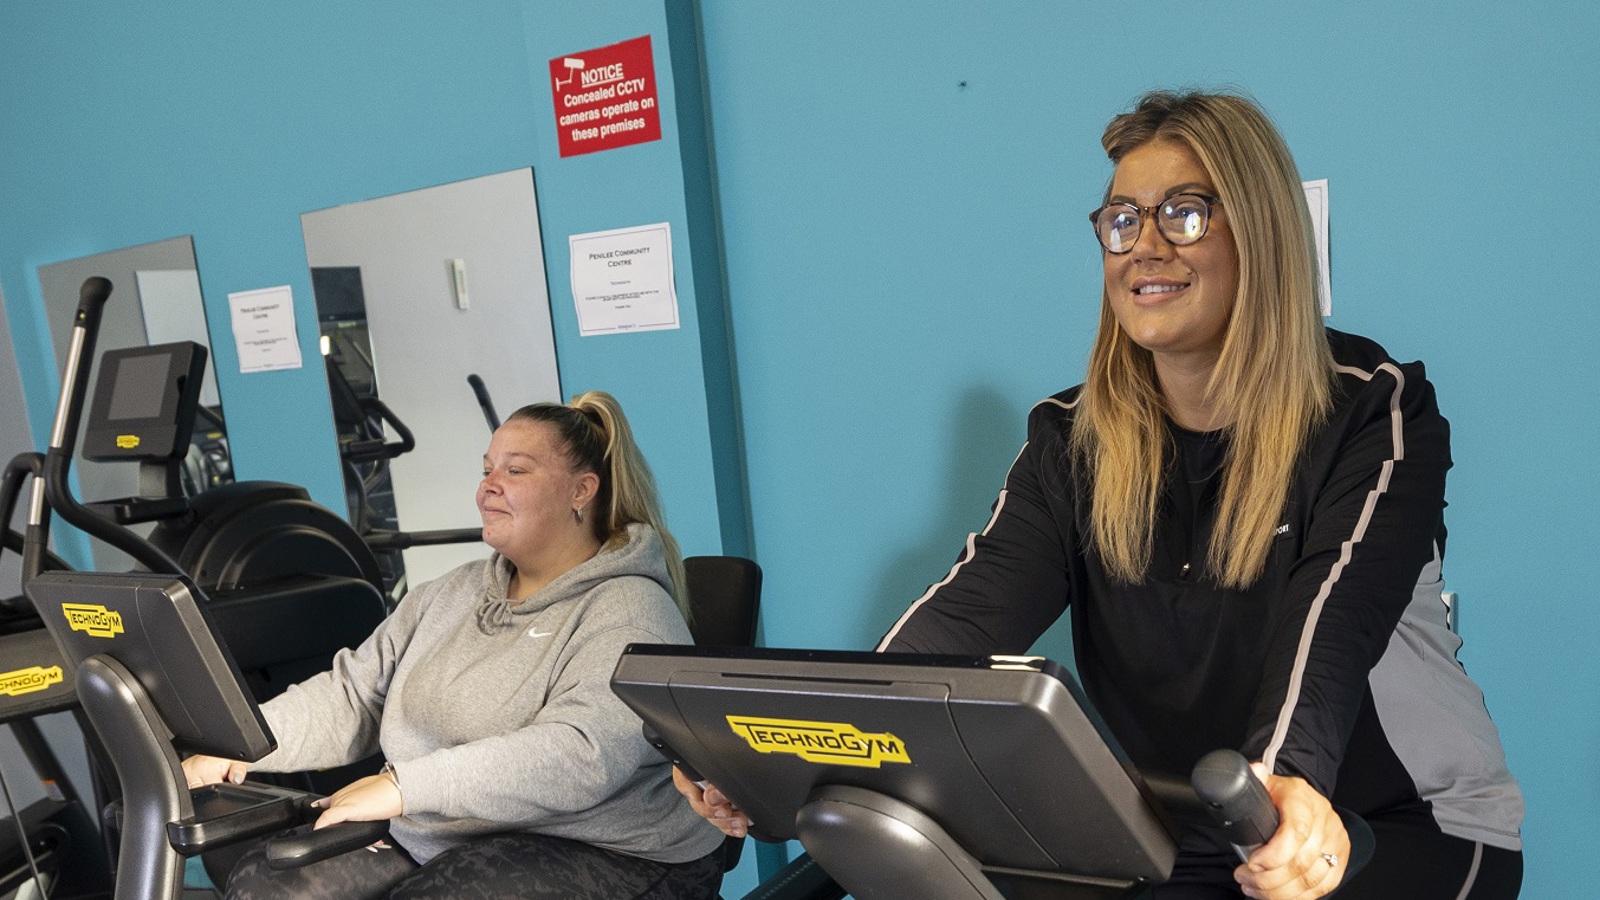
[222,828,724,900]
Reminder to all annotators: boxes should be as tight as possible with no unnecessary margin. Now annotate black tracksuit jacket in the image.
[880,329,1522,851]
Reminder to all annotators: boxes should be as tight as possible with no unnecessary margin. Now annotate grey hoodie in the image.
[253,523,724,864]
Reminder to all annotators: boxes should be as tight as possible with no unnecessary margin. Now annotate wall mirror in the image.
[301,167,560,592]
[2,282,32,594]
[36,236,230,571]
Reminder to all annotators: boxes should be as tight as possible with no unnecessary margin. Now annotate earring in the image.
[573,507,585,525]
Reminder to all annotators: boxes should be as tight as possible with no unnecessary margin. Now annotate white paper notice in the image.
[228,285,304,373]
[1303,179,1332,316]
[569,223,679,336]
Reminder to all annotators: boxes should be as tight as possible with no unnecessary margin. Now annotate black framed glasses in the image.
[1089,193,1221,254]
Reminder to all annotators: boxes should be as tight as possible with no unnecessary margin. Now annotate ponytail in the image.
[505,391,690,620]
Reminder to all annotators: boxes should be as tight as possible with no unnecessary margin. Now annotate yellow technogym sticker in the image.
[116,434,140,449]
[0,665,64,697]
[63,603,124,638]
[726,716,911,768]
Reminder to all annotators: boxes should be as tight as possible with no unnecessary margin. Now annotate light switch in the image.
[451,258,469,309]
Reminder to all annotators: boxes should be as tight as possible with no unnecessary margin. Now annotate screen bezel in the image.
[81,341,206,462]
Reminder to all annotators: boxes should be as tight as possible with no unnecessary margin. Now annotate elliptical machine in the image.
[36,277,388,708]
[322,353,490,604]
[1,276,392,896]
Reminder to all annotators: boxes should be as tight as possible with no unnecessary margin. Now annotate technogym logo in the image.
[0,666,64,697]
[63,603,124,638]
[726,716,912,768]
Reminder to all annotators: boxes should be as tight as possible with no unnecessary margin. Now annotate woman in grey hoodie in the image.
[184,391,725,899]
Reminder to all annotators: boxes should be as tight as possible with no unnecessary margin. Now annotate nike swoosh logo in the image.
[526,628,555,638]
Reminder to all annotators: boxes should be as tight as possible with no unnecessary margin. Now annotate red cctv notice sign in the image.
[550,35,662,158]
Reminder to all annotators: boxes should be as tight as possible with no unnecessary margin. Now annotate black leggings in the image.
[1145,822,1522,899]
[221,828,723,900]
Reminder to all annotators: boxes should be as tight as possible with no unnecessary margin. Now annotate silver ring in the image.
[1320,852,1339,868]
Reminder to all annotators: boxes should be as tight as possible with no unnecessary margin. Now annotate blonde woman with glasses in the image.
[684,91,1524,900]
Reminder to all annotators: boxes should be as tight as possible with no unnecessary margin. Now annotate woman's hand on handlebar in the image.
[672,766,750,838]
[181,753,248,788]
[1235,763,1351,900]
[312,773,402,829]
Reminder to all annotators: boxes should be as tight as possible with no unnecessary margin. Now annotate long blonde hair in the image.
[506,391,690,619]
[1070,90,1335,588]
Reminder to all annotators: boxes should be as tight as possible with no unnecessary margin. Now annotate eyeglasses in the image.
[1089,193,1222,254]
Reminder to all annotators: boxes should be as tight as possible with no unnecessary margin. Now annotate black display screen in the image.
[106,352,172,421]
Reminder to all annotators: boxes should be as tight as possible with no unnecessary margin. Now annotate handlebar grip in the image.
[467,373,491,406]
[642,724,705,784]
[77,276,112,317]
[1191,749,1278,859]
[467,373,501,431]
[266,819,390,870]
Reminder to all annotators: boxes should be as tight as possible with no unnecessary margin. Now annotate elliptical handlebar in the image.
[340,396,416,463]
[1,451,70,593]
[41,277,184,576]
[48,276,111,455]
[467,373,500,432]
[365,396,416,459]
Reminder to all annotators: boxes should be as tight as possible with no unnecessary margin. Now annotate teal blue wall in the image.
[3,2,1593,895]
[0,1,542,516]
[700,3,1598,894]
[0,0,739,560]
